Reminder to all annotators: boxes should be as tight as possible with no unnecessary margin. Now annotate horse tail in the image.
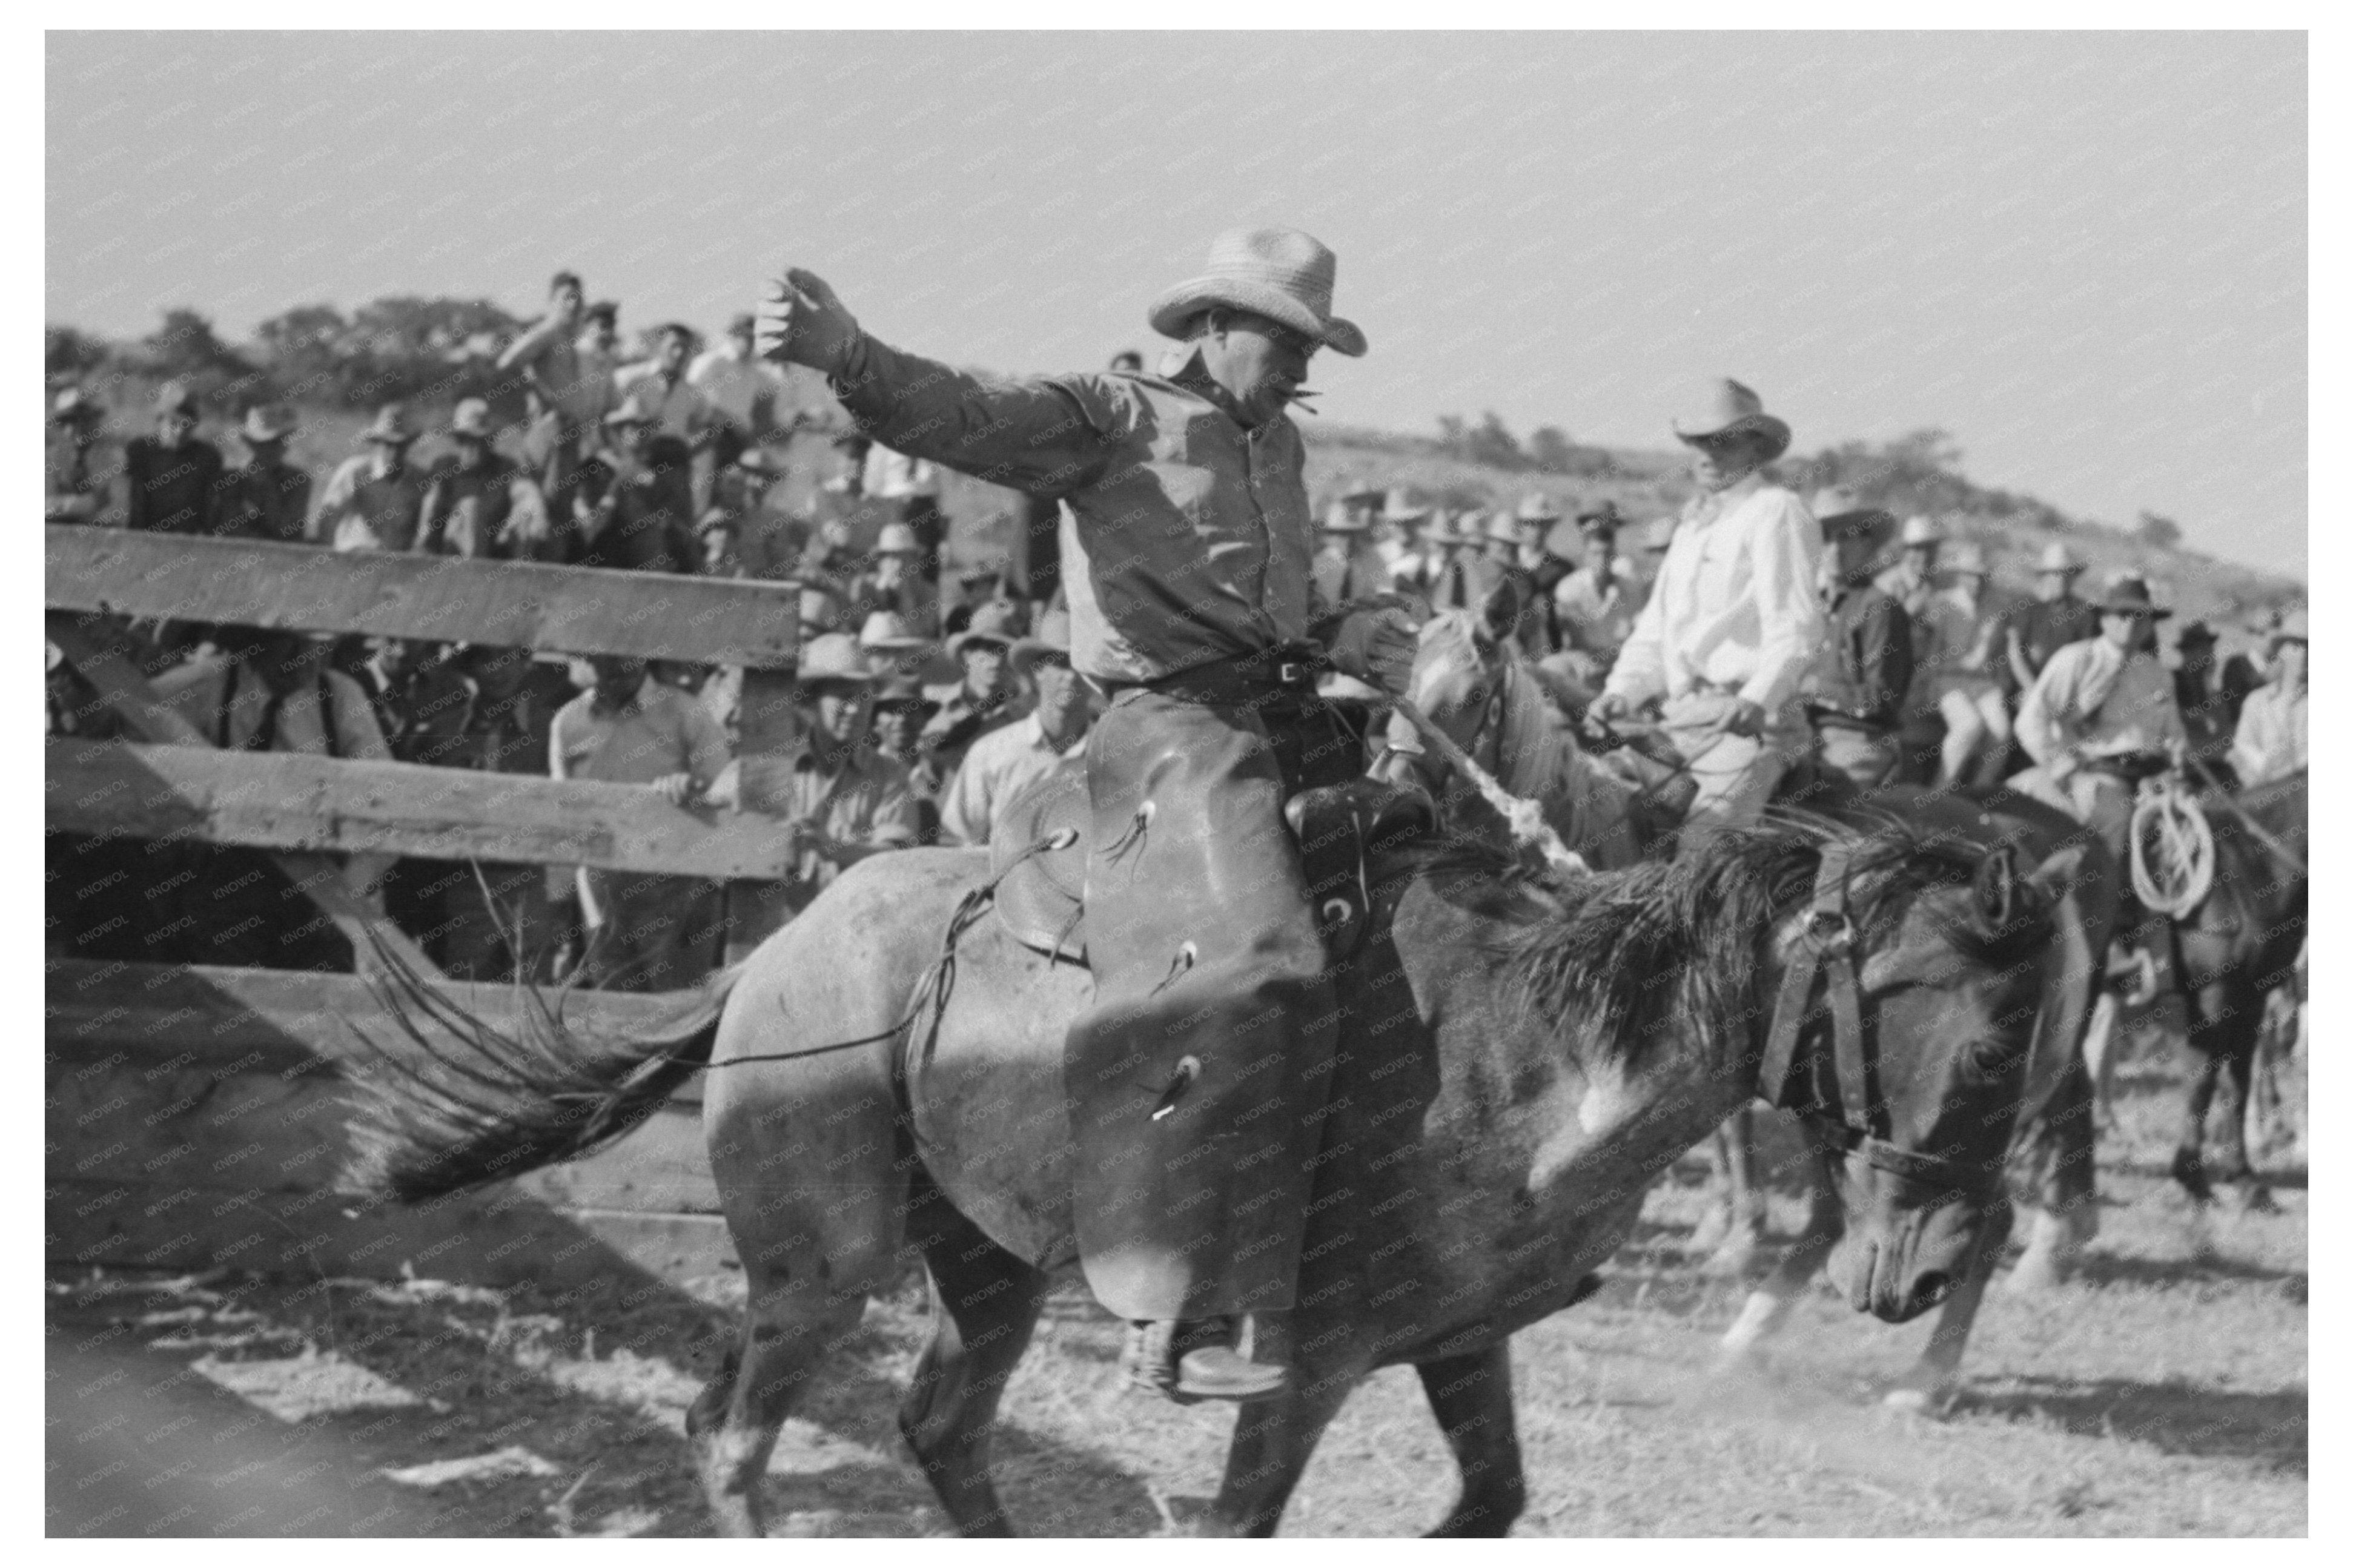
[340,941,736,1205]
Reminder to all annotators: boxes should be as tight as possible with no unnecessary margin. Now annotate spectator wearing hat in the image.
[941,561,1008,638]
[846,521,939,635]
[211,405,312,544]
[940,609,1096,847]
[47,387,117,526]
[861,440,946,586]
[2169,618,2263,784]
[1480,500,1556,657]
[417,399,550,560]
[1908,540,2012,788]
[698,447,796,578]
[2229,610,2307,789]
[869,672,945,844]
[497,271,605,494]
[550,653,733,990]
[122,380,225,536]
[311,404,428,552]
[1876,515,1945,627]
[1422,509,1498,613]
[690,312,787,469]
[1550,503,1647,683]
[1523,494,1584,609]
[920,599,1025,781]
[616,323,720,449]
[2011,578,2186,843]
[1312,497,1386,604]
[1378,489,1438,597]
[856,609,935,680]
[1590,379,1828,840]
[564,397,700,574]
[1802,495,1913,790]
[708,633,922,931]
[2002,540,2100,692]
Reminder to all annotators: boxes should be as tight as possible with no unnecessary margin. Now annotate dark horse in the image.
[349,817,2052,1537]
[2155,769,2306,1208]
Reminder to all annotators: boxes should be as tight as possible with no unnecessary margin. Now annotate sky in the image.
[45,30,2306,576]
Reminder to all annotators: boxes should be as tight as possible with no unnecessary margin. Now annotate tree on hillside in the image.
[1526,425,1577,474]
[251,296,526,410]
[134,308,267,405]
[46,325,110,380]
[2136,510,2183,549]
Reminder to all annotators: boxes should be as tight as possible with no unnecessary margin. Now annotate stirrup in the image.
[2106,945,2160,1008]
[1123,1318,1289,1405]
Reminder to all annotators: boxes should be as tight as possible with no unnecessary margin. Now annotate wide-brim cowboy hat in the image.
[1669,378,1790,461]
[445,398,493,440]
[1516,492,1566,525]
[796,632,879,688]
[1818,506,1898,554]
[361,403,418,443]
[871,672,939,715]
[2095,580,2171,619]
[732,446,785,476]
[1944,541,1990,577]
[857,610,930,653]
[1146,227,1368,358]
[2269,608,2309,646]
[1482,510,1524,544]
[1898,514,1944,548]
[1009,609,1074,674]
[1380,487,1430,526]
[946,600,1024,659]
[53,387,102,425]
[875,522,921,556]
[2034,541,2088,575]
[240,404,297,443]
[1321,500,1371,534]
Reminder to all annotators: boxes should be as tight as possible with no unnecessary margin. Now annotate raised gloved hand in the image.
[1317,595,1420,700]
[756,269,862,376]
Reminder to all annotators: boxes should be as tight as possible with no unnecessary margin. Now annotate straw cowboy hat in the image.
[732,446,785,477]
[875,522,922,557]
[871,671,939,716]
[1517,492,1565,525]
[1945,541,1991,578]
[1341,483,1386,508]
[1146,227,1368,357]
[2033,541,2088,576]
[946,598,1024,659]
[1898,514,1944,549]
[1321,500,1371,535]
[1482,510,1524,545]
[446,398,493,440]
[236,405,297,443]
[1669,378,1790,461]
[857,610,930,653]
[52,387,102,425]
[1381,488,1430,526]
[798,632,879,689]
[360,403,418,444]
[1010,609,1074,674]
[2095,578,2171,620]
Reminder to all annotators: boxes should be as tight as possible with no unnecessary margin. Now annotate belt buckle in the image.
[1277,660,1306,687]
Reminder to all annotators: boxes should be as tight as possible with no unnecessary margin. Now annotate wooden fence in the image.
[45,524,793,1288]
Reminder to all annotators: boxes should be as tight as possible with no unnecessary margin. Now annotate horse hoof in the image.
[2169,1151,2214,1205]
[1881,1383,1954,1420]
[2002,1254,2065,1295]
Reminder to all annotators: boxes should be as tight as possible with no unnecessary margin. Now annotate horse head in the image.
[1385,586,1567,798]
[1780,830,2055,1322]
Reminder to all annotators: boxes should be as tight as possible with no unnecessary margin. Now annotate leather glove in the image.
[1318,597,1419,700]
[757,269,863,376]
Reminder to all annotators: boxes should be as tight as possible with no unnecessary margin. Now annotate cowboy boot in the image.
[1122,1317,1289,1404]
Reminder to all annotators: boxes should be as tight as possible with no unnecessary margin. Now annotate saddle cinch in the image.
[987,758,1435,966]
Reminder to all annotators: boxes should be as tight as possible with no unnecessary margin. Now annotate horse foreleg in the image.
[1884,1200,2013,1417]
[2081,990,2122,1131]
[898,1200,1050,1537]
[1198,1362,1358,1537]
[2217,1020,2277,1212]
[1696,1108,1765,1276]
[1417,1345,1525,1538]
[2171,1045,2222,1204]
[1721,1152,1841,1363]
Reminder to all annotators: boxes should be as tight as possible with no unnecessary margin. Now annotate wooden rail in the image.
[47,525,801,669]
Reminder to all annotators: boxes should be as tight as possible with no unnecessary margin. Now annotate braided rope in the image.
[2129,779,2216,918]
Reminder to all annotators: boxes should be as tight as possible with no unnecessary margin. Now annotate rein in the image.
[1753,841,2003,1202]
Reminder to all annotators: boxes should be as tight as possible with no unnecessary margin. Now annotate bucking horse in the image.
[346,743,2059,1534]
[1391,590,2116,1414]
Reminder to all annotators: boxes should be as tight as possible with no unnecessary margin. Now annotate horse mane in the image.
[1489,642,1576,800]
[1504,815,2006,1071]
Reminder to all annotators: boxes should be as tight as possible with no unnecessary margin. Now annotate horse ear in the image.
[1974,844,2019,934]
[1480,575,1524,644]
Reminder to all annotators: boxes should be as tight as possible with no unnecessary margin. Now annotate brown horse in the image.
[1390,604,2117,1412]
[349,810,2052,1537]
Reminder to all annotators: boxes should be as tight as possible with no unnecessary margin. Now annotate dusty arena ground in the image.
[48,1037,2305,1538]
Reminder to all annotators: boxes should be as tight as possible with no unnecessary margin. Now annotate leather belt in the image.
[1107,646,1326,706]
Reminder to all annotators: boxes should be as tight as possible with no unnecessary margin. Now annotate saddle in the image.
[988,757,1433,967]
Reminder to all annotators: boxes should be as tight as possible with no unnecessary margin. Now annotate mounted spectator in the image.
[316,403,429,552]
[122,380,223,536]
[46,387,114,525]
[213,405,311,543]
[2229,609,2307,788]
[550,653,733,991]
[1911,540,2011,787]
[1804,496,1913,790]
[939,609,1096,847]
[2171,618,2262,784]
[497,271,604,494]
[2004,540,2100,692]
[417,398,550,559]
[1548,501,1647,696]
[690,312,787,469]
[567,397,700,573]
[1876,514,1944,627]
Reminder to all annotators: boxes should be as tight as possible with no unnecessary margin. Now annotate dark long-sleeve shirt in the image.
[1813,583,1913,732]
[122,435,225,535]
[824,337,1317,684]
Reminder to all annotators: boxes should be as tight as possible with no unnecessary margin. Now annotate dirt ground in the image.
[46,1038,2305,1538]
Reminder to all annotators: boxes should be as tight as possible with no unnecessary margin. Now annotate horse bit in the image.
[1754,840,2007,1203]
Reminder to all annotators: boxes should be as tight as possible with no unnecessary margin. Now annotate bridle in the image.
[1754,841,2006,1203]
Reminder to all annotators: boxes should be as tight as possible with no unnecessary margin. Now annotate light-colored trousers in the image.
[1660,689,1809,839]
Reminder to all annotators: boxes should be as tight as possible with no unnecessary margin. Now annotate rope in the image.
[1392,693,1588,876]
[2128,778,2216,919]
